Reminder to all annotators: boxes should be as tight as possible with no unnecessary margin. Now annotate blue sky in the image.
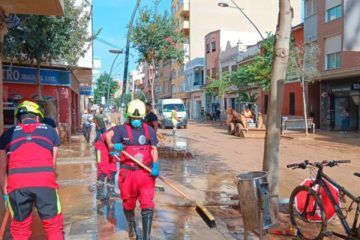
[93,0,170,79]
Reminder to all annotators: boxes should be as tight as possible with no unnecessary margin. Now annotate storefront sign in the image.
[80,86,94,96]
[330,86,351,93]
[3,65,71,86]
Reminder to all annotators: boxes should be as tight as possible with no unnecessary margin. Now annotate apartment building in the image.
[167,0,302,109]
[185,57,204,119]
[304,0,360,130]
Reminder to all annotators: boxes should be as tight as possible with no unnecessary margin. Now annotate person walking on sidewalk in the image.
[106,99,159,240]
[0,100,64,240]
[94,106,107,141]
[94,127,119,200]
[82,109,93,143]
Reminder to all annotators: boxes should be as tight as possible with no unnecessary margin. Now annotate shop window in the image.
[211,41,216,52]
[289,92,295,115]
[326,52,341,70]
[264,95,268,114]
[326,5,342,22]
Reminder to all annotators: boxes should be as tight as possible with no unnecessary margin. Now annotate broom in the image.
[114,152,216,228]
[0,210,10,240]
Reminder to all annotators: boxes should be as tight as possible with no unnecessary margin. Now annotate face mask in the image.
[130,119,142,128]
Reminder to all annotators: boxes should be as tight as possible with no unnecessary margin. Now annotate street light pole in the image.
[121,0,141,110]
[107,49,123,107]
[218,0,265,40]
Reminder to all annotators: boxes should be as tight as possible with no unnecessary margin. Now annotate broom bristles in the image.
[195,205,217,229]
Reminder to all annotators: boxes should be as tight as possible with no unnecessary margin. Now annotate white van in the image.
[157,99,188,128]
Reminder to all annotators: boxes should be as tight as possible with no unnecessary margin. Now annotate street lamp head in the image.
[218,2,229,8]
[109,49,123,54]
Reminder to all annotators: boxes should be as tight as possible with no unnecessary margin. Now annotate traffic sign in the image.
[295,179,340,222]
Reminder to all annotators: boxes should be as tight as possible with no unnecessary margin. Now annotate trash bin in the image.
[235,171,275,231]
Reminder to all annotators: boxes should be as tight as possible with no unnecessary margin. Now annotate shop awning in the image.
[72,68,93,85]
[0,0,64,16]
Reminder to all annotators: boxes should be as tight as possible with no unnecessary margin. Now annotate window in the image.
[222,66,229,73]
[206,43,210,54]
[231,65,237,72]
[211,68,217,79]
[211,41,216,52]
[305,0,317,18]
[326,52,341,69]
[324,34,341,70]
[263,95,268,114]
[206,69,210,77]
[326,5,342,22]
[289,93,295,115]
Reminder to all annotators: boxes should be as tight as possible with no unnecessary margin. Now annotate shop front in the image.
[320,79,360,131]
[2,64,80,141]
[189,90,204,120]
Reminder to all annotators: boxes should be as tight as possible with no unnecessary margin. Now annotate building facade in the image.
[166,0,302,114]
[185,58,204,119]
[304,0,360,130]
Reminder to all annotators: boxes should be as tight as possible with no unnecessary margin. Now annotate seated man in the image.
[243,107,254,124]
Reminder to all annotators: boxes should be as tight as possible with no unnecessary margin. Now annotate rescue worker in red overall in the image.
[0,100,63,240]
[95,127,118,200]
[106,99,159,240]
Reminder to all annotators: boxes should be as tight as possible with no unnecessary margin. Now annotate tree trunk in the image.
[36,61,42,98]
[150,60,156,110]
[302,77,309,136]
[0,20,7,133]
[262,0,293,217]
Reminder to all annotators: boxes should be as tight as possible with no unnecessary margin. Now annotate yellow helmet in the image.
[127,99,146,119]
[16,100,44,119]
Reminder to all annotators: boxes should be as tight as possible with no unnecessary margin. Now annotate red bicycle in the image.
[287,160,360,240]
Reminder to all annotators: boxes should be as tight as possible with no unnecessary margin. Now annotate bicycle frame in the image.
[311,165,360,239]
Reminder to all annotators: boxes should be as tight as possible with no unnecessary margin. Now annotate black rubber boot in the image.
[107,172,119,198]
[124,209,138,240]
[141,208,154,240]
[96,173,107,200]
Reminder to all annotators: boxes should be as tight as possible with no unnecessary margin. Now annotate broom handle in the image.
[0,210,10,240]
[118,152,194,202]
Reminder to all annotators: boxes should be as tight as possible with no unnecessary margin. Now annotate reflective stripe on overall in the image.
[118,123,155,210]
[6,123,57,193]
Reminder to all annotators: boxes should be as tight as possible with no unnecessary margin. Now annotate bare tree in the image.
[287,42,320,135]
[262,0,293,216]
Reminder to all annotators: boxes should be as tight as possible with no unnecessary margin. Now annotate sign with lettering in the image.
[3,65,71,86]
[80,86,94,96]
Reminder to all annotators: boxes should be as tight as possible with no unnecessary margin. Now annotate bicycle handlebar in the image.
[287,160,351,169]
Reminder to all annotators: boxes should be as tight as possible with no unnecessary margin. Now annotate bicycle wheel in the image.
[289,185,327,240]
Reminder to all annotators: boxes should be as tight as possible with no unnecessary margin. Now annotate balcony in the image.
[182,20,190,36]
[179,0,189,17]
[1,0,64,16]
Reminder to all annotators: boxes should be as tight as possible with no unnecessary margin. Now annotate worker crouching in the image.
[0,101,64,240]
[106,99,159,240]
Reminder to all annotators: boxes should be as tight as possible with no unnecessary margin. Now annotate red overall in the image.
[95,132,117,177]
[5,122,63,240]
[119,124,155,210]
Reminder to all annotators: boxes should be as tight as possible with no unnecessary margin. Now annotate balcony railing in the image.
[179,0,189,16]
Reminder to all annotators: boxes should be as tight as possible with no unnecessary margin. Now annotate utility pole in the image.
[121,0,141,112]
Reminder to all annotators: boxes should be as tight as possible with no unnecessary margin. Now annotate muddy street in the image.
[1,122,359,239]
